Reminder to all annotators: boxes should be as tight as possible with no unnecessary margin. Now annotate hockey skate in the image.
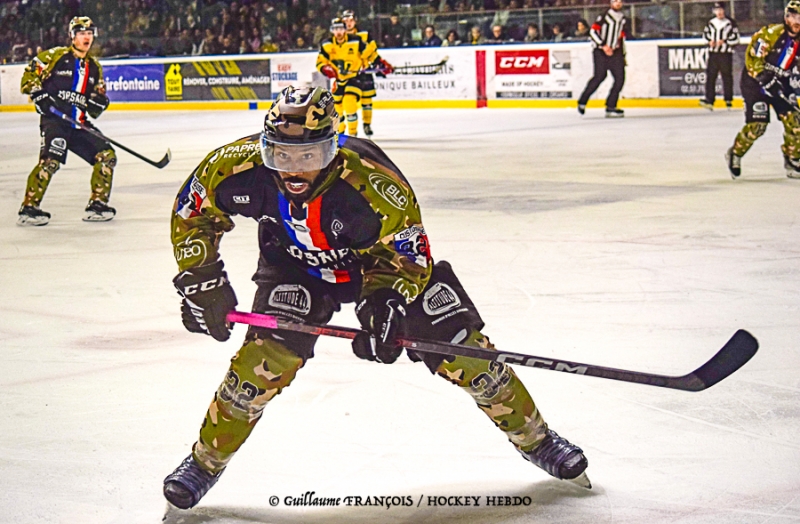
[17,205,51,226]
[726,148,741,179]
[363,123,374,137]
[699,99,713,111]
[577,104,586,115]
[163,454,224,510]
[518,429,591,489]
[605,108,624,118]
[83,200,115,222]
[784,155,800,179]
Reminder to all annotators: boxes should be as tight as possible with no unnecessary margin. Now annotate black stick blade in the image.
[683,330,759,391]
[154,149,172,169]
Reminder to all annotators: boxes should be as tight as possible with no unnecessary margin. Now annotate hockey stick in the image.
[48,106,171,168]
[226,311,758,392]
[362,56,450,75]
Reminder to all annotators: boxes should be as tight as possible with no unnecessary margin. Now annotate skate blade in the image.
[163,502,189,523]
[82,214,114,222]
[567,471,592,489]
[17,217,49,226]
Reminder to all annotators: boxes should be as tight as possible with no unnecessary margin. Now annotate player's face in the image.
[332,27,346,41]
[344,17,355,30]
[787,11,800,35]
[276,167,322,198]
[72,30,94,53]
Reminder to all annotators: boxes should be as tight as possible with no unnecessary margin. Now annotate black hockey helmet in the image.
[330,17,346,32]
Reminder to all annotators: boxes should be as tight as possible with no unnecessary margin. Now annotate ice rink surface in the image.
[0,106,798,524]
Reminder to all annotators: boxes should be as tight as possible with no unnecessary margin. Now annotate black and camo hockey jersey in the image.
[171,135,432,302]
[21,46,105,125]
[745,23,800,96]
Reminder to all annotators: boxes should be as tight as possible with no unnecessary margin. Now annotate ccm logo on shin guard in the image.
[182,276,228,295]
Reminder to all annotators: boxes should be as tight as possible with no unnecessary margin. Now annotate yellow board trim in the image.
[488,98,744,109]
[0,98,743,112]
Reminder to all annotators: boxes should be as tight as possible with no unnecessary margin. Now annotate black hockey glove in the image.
[87,91,109,118]
[352,288,406,364]
[173,261,238,342]
[30,89,60,116]
[756,70,783,99]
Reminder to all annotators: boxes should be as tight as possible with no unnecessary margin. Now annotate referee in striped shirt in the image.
[577,0,627,117]
[700,2,740,110]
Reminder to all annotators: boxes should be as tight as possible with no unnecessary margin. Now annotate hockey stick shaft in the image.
[226,311,758,392]
[48,106,171,168]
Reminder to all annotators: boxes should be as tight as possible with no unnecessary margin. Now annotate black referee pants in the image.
[704,52,733,104]
[578,48,625,109]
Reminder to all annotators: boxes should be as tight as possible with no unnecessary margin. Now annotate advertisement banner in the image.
[103,64,165,102]
[270,54,317,95]
[374,48,476,101]
[658,44,745,97]
[492,48,573,99]
[163,59,271,101]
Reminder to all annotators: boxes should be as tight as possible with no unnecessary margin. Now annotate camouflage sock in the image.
[732,122,767,157]
[21,158,60,207]
[193,333,305,473]
[435,330,548,452]
[89,149,116,203]
[779,112,800,159]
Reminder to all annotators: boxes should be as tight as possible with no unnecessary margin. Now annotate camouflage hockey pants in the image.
[191,261,548,473]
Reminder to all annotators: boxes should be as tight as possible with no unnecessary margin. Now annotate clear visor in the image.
[260,133,338,173]
[72,27,98,37]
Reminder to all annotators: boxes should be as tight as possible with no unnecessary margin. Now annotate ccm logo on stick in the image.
[495,50,549,74]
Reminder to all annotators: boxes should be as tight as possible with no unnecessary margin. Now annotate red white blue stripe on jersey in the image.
[71,58,89,128]
[278,193,351,284]
[778,39,799,70]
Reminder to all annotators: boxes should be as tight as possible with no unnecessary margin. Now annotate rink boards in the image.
[0,37,746,110]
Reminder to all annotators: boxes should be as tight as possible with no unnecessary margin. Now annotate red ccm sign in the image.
[495,50,549,74]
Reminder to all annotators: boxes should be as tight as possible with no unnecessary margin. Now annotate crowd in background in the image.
[0,0,750,63]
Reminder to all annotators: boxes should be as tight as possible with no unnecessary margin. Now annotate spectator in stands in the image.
[422,25,442,47]
[442,29,461,46]
[572,19,590,40]
[551,23,565,42]
[191,28,205,55]
[294,35,314,51]
[382,13,408,48]
[486,24,506,44]
[176,29,193,55]
[468,25,482,45]
[524,23,541,42]
[248,26,262,53]
[202,28,219,55]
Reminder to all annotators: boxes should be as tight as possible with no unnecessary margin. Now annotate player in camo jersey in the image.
[18,16,115,226]
[726,0,800,179]
[162,86,589,511]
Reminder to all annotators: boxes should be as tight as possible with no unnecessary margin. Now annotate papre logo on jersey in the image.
[495,50,549,75]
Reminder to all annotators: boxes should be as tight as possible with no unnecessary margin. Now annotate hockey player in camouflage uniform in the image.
[18,16,115,226]
[162,86,590,510]
[727,1,800,179]
[343,9,393,138]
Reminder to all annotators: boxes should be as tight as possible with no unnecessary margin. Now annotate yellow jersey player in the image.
[316,17,369,137]
[343,9,393,137]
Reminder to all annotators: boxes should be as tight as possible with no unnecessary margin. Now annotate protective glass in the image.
[260,133,338,172]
